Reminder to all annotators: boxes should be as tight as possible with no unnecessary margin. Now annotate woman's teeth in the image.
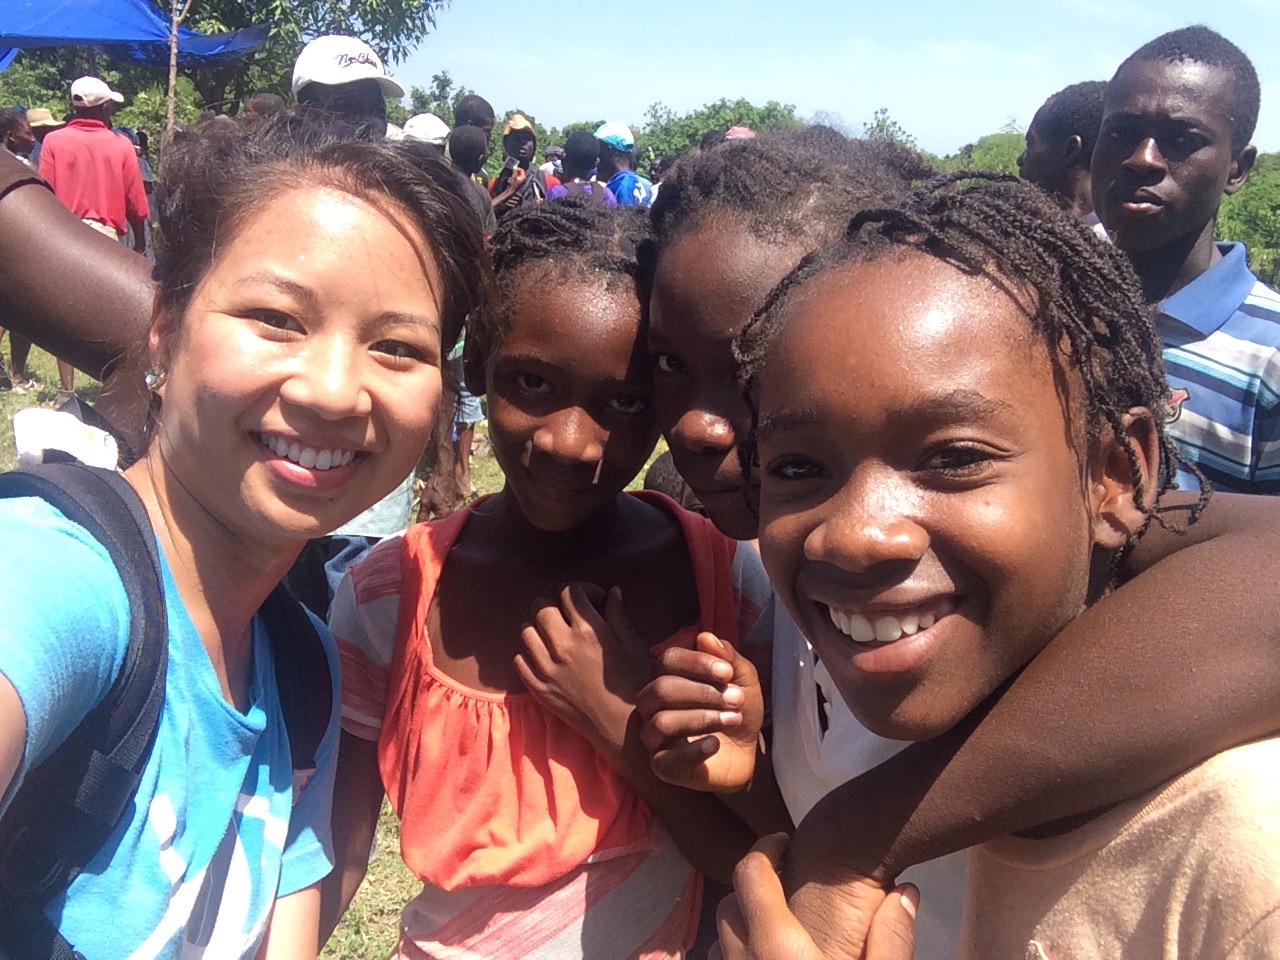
[828,607,938,644]
[260,434,356,471]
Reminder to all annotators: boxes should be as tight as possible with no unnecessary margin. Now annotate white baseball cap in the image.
[291,35,405,99]
[70,76,124,108]
[402,113,451,147]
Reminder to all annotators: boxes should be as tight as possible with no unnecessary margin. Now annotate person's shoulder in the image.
[0,495,117,568]
[1243,278,1280,322]
[1126,737,1280,862]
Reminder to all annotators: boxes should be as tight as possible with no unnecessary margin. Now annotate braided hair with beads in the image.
[463,197,653,392]
[735,171,1209,536]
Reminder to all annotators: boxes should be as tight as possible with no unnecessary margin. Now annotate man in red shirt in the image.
[38,76,149,397]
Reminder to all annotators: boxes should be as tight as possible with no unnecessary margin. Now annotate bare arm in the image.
[258,884,321,960]
[0,152,154,452]
[784,491,1280,955]
[0,673,26,801]
[318,732,385,946]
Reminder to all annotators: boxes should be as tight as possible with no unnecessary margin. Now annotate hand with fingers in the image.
[712,834,918,960]
[514,583,653,754]
[636,631,766,793]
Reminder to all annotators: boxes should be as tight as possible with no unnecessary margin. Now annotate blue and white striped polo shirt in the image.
[1158,242,1280,494]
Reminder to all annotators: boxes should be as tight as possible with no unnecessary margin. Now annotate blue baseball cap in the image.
[594,121,634,152]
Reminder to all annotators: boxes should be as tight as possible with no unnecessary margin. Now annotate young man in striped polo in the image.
[1092,26,1280,493]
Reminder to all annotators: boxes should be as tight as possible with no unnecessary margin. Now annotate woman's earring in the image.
[144,365,168,392]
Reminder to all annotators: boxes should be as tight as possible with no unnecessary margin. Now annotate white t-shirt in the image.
[769,605,968,960]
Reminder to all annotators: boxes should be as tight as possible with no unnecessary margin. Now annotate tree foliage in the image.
[634,98,802,161]
[936,131,1024,175]
[182,0,449,113]
[405,70,476,128]
[0,51,202,142]
[862,107,916,148]
[1218,152,1280,287]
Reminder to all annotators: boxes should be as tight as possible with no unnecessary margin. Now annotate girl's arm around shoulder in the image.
[0,498,132,806]
[781,489,1280,958]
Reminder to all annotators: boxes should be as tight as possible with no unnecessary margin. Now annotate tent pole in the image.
[166,0,193,136]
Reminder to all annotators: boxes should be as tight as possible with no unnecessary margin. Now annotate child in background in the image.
[658,175,1280,958]
[322,200,781,959]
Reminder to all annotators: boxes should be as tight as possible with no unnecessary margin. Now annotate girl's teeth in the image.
[315,449,333,470]
[829,607,945,644]
[874,617,903,643]
[847,614,876,643]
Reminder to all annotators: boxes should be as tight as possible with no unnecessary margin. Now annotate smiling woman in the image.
[0,118,491,959]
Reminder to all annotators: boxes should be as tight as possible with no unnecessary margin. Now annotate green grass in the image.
[321,803,419,959]
[0,344,102,473]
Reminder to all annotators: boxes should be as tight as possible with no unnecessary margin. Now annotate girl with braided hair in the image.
[323,199,783,958]
[649,175,1280,958]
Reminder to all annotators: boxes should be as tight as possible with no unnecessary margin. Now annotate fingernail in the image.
[899,885,919,919]
[700,737,718,755]
[710,661,733,681]
[723,686,744,706]
[718,711,742,725]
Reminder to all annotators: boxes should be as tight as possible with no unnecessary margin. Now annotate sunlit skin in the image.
[649,214,810,540]
[754,254,1149,740]
[429,272,700,697]
[1091,59,1254,298]
[145,186,444,554]
[484,274,660,535]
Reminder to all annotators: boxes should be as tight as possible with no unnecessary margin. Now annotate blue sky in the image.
[391,0,1279,156]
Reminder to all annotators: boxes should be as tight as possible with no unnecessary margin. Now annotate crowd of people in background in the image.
[0,18,1278,960]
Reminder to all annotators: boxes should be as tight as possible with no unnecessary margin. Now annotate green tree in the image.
[862,107,916,148]
[405,70,477,128]
[546,119,604,148]
[636,98,802,163]
[937,131,1024,175]
[1218,152,1280,287]
[178,0,450,114]
[0,51,201,157]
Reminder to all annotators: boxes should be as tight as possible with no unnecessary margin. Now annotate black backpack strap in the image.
[260,583,333,774]
[0,464,167,959]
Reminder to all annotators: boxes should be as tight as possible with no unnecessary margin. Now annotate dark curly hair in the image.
[736,172,1209,538]
[1118,25,1259,154]
[464,198,653,394]
[154,112,493,356]
[650,130,930,252]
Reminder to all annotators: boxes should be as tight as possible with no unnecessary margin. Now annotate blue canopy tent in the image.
[0,0,267,71]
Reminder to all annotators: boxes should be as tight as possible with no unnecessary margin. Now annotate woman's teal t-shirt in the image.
[0,496,339,959]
